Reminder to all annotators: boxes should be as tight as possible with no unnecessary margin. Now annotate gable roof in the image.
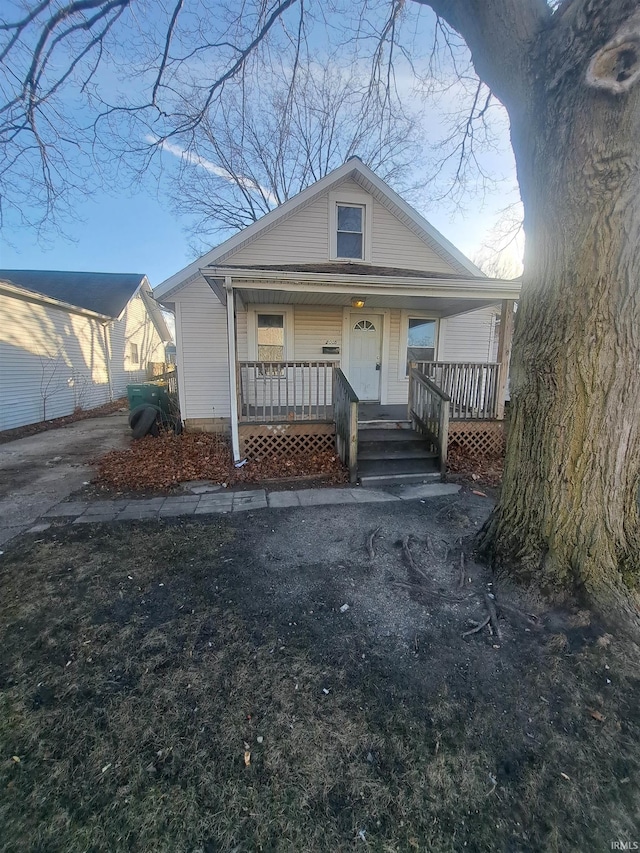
[154,158,486,301]
[0,269,147,319]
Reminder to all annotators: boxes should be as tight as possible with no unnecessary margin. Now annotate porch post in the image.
[225,277,242,463]
[495,299,515,420]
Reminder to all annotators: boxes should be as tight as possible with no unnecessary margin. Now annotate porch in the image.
[204,263,518,482]
[237,360,509,483]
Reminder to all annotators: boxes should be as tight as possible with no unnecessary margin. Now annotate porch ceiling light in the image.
[351,297,366,309]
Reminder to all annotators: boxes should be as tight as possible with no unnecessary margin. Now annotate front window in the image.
[336,204,363,259]
[406,318,436,374]
[257,313,285,361]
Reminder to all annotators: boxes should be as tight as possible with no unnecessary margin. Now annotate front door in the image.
[349,315,382,400]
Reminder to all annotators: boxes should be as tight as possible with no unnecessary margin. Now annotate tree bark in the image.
[476,8,640,616]
[416,0,640,615]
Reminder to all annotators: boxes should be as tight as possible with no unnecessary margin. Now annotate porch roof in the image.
[201,264,520,318]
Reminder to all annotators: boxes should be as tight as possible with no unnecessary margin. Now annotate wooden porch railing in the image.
[408,366,450,474]
[238,361,334,422]
[414,361,501,420]
[333,367,359,483]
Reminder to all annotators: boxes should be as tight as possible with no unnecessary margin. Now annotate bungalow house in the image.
[155,158,520,484]
[0,270,172,431]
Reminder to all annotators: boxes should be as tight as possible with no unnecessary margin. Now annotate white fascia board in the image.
[113,274,149,323]
[204,267,521,300]
[350,170,486,277]
[0,280,112,322]
[154,160,363,301]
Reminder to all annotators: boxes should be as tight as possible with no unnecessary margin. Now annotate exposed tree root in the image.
[458,550,466,590]
[366,527,381,560]
[462,615,491,638]
[484,593,503,642]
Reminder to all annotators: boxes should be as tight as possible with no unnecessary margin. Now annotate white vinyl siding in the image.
[0,288,166,431]
[369,198,459,273]
[225,178,459,273]
[174,277,230,420]
[107,291,166,394]
[226,196,329,265]
[385,310,409,405]
[439,308,497,362]
[294,307,343,361]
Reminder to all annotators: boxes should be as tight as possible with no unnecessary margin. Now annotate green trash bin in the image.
[126,382,172,415]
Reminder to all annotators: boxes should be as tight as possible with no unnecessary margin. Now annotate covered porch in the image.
[202,263,519,480]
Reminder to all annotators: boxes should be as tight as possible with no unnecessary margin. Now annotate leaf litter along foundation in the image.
[94,430,348,492]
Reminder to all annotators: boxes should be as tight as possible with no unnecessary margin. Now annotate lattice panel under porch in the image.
[239,424,336,460]
[448,421,506,458]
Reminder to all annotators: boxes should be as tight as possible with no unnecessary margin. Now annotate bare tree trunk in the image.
[480,55,640,615]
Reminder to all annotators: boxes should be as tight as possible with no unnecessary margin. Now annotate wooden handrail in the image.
[333,367,359,483]
[408,367,451,402]
[408,365,449,474]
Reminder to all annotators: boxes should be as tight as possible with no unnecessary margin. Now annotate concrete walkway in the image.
[0,412,129,546]
[31,482,461,529]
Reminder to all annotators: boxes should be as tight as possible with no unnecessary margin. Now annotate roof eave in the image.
[202,267,521,300]
[0,279,113,321]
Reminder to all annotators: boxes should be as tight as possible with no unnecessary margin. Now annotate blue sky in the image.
[0,0,521,288]
[0,177,514,288]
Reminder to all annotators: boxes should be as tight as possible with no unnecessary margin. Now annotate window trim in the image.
[398,311,440,381]
[129,342,139,365]
[247,305,295,362]
[329,190,372,262]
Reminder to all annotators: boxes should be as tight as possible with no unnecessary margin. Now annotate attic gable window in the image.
[336,204,363,259]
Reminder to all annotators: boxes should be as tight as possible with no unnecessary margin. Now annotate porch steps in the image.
[357,422,440,486]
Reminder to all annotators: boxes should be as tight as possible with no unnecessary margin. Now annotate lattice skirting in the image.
[239,423,336,459]
[448,420,506,458]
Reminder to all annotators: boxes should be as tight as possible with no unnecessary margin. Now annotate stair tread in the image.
[358,428,424,442]
[358,448,438,461]
[357,458,440,476]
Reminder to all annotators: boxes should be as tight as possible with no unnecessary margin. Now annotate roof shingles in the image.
[0,270,146,318]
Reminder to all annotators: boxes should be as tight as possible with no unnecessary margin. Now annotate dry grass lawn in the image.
[1,500,639,852]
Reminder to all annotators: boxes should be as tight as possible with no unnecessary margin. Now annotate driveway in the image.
[0,412,129,546]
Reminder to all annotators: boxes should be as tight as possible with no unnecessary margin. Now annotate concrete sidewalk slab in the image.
[395,483,461,500]
[233,490,268,511]
[297,488,358,507]
[351,489,399,503]
[44,501,90,517]
[267,492,301,508]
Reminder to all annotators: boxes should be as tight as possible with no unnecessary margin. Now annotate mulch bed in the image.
[0,398,128,445]
[95,430,348,491]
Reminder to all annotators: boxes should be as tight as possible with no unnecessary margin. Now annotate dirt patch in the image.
[0,399,128,446]
[1,497,639,852]
[94,431,348,492]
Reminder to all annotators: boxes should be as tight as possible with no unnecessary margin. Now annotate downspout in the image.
[103,322,114,402]
[225,277,245,466]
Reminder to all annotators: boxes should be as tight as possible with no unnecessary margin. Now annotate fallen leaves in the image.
[94,431,348,492]
[447,444,504,487]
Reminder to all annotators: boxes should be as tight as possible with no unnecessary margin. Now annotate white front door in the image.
[349,315,382,400]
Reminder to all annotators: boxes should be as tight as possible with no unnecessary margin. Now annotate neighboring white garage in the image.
[0,270,172,431]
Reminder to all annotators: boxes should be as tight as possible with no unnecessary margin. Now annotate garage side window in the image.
[406,318,436,374]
